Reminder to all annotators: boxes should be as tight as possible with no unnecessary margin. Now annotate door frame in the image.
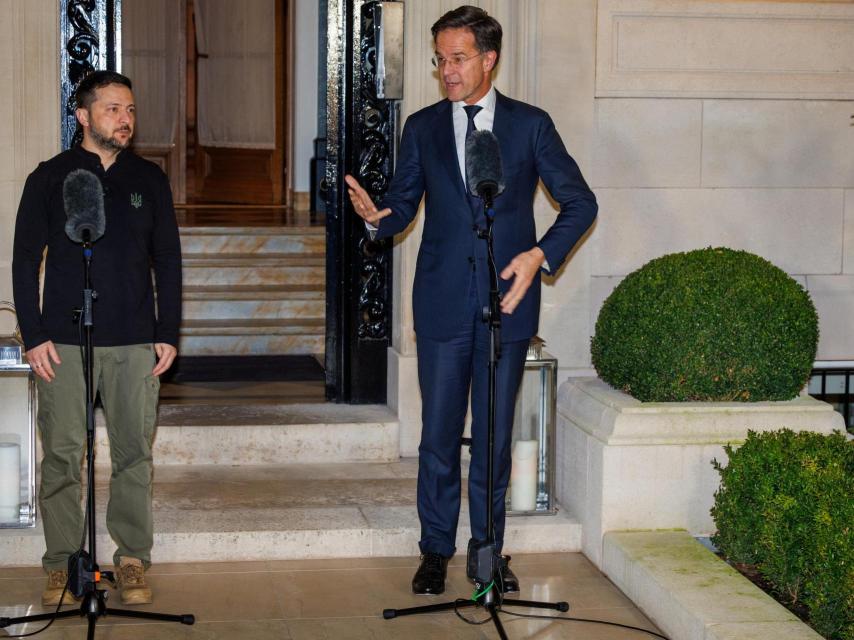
[324,0,400,403]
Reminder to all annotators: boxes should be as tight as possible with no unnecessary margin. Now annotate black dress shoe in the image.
[499,555,520,594]
[411,552,449,595]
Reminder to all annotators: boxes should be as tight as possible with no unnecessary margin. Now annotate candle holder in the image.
[507,337,557,515]
[0,303,36,529]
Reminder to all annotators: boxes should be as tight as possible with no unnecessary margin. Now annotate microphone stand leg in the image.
[487,602,509,640]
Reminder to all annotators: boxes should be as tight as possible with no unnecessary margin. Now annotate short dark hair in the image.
[75,71,133,110]
[431,5,502,64]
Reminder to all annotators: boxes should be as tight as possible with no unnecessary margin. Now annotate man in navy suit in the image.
[346,5,597,595]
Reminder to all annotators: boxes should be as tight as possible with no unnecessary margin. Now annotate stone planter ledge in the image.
[557,377,843,446]
[604,531,823,640]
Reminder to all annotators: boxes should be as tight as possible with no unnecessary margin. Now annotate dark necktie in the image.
[463,104,483,214]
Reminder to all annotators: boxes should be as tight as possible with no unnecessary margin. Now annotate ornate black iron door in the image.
[60,0,122,149]
[324,0,402,403]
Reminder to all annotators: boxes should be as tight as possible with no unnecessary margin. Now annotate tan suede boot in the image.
[116,557,152,605]
[42,569,80,607]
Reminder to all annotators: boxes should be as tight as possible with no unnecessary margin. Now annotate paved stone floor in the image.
[0,553,664,639]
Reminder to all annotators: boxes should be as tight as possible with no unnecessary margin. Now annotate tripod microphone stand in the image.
[382,195,569,639]
[0,234,194,639]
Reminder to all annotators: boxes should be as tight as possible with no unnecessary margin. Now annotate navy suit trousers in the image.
[416,274,528,558]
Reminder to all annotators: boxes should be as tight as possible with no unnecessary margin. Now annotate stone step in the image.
[95,402,396,465]
[0,461,582,566]
[178,318,324,355]
[182,254,324,287]
[183,283,325,300]
[182,291,326,322]
[179,226,325,256]
[180,318,325,335]
[179,333,324,356]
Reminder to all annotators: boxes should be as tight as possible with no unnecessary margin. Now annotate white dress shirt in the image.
[452,85,496,192]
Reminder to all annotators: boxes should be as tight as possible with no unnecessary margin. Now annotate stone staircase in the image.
[178,226,325,356]
[0,402,583,567]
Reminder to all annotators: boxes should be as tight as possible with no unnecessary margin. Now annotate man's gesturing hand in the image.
[26,340,61,382]
[499,247,546,315]
[345,175,392,226]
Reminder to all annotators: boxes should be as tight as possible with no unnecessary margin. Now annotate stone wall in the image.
[589,0,854,364]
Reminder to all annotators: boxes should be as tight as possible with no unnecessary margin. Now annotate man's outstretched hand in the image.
[499,247,546,314]
[345,175,392,226]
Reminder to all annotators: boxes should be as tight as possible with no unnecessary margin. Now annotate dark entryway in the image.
[59,0,400,403]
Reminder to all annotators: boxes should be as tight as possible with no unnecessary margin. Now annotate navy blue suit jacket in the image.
[376,91,597,343]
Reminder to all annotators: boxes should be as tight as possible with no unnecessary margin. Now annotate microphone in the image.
[63,169,105,243]
[465,130,504,205]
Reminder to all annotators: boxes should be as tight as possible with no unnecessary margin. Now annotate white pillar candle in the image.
[510,439,539,512]
[0,443,21,522]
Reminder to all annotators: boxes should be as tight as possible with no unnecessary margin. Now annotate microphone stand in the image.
[0,233,194,639]
[382,195,569,639]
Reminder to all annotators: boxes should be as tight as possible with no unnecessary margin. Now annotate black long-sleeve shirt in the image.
[12,146,182,351]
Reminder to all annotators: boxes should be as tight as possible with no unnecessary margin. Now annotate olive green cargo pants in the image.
[36,343,159,570]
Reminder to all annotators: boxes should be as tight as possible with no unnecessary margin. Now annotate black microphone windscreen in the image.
[63,169,105,243]
[465,130,504,200]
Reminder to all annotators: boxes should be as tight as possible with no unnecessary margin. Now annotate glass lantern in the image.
[0,303,37,528]
[507,337,557,515]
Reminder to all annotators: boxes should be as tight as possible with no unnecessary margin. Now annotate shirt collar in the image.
[452,84,496,116]
[73,144,128,170]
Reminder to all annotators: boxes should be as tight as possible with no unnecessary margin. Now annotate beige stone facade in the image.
[1,2,851,438]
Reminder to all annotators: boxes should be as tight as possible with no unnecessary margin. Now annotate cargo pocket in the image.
[142,374,160,446]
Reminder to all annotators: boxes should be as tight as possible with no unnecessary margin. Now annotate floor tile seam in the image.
[4,559,462,575]
[277,613,460,622]
[150,525,374,535]
[148,566,423,577]
[153,416,399,425]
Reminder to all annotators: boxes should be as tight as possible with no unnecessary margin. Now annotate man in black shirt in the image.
[12,71,181,607]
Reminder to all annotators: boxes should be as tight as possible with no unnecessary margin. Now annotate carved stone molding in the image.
[596,0,854,99]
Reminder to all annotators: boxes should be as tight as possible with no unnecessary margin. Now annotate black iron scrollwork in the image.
[67,0,98,68]
[358,237,388,339]
[354,2,397,341]
[61,0,118,150]
[62,0,101,148]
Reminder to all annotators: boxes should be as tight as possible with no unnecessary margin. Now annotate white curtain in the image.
[121,0,183,146]
[195,0,276,149]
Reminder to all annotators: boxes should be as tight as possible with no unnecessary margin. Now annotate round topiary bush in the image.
[591,247,818,402]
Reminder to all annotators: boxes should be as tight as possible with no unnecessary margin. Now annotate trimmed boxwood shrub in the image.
[591,247,818,402]
[711,430,854,640]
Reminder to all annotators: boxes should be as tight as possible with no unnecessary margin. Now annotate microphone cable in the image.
[450,568,670,639]
[498,606,669,639]
[452,595,669,640]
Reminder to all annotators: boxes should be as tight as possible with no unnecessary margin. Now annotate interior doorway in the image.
[122,0,292,208]
[120,0,326,402]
